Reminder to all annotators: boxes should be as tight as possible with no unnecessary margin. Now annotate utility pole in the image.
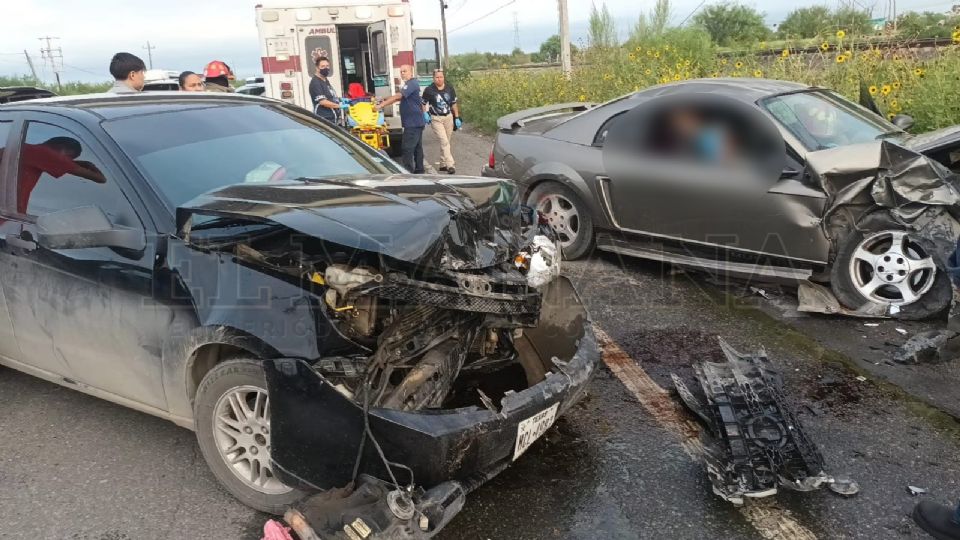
[558,0,572,78]
[23,50,38,81]
[439,1,450,67]
[513,12,521,51]
[143,41,156,69]
[38,36,63,91]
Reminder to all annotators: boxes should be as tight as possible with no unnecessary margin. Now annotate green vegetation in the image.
[0,74,111,96]
[459,1,960,134]
[693,4,771,46]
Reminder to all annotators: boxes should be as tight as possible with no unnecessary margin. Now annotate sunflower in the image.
[888,113,895,120]
[914,67,925,76]
[654,51,661,58]
[820,42,830,51]
[673,74,681,81]
[629,53,637,60]
[754,70,763,78]
[684,59,691,67]
[890,99,899,109]
[710,72,720,78]
[836,54,846,63]
[735,61,744,69]
[578,94,587,102]
[721,58,728,65]
[781,49,790,58]
[676,61,683,69]
[844,50,853,59]
[836,29,846,39]
[881,84,891,95]
[953,30,960,43]
[892,81,901,89]
[644,68,652,75]
[868,85,878,95]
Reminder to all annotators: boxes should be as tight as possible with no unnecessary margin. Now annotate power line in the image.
[679,0,708,25]
[448,0,518,33]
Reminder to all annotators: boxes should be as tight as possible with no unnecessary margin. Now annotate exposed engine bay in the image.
[186,208,562,415]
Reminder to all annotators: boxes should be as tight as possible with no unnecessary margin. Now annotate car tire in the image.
[528,182,594,260]
[194,358,307,514]
[829,214,951,320]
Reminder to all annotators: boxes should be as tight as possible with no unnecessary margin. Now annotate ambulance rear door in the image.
[367,20,393,102]
[412,30,442,87]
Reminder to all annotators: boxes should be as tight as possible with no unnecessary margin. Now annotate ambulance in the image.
[254,1,443,141]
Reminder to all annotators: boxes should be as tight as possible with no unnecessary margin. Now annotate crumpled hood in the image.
[807,139,960,213]
[176,174,524,270]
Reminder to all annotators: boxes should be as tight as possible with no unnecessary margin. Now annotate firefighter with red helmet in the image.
[203,60,235,93]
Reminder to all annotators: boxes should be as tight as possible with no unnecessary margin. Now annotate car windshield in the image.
[760,90,903,151]
[103,102,396,207]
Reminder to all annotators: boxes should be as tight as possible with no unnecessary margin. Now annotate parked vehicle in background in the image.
[0,87,55,104]
[141,69,181,92]
[254,1,443,141]
[484,78,960,320]
[236,82,266,96]
[0,92,598,520]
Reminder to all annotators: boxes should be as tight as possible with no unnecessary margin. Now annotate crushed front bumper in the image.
[262,276,599,492]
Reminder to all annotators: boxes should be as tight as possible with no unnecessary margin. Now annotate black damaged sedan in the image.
[0,93,598,532]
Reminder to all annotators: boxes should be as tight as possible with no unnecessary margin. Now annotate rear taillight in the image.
[488,151,496,169]
[280,82,292,90]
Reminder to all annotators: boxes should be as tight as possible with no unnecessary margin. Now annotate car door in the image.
[603,95,830,265]
[0,114,28,365]
[0,112,168,410]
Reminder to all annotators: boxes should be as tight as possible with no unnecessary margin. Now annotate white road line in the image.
[595,327,818,540]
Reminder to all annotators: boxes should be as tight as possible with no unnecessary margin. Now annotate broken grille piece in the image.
[672,338,858,504]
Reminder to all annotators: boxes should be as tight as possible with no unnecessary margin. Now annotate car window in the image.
[102,103,398,208]
[16,121,140,227]
[761,90,900,151]
[372,31,387,75]
[0,120,10,211]
[593,112,625,146]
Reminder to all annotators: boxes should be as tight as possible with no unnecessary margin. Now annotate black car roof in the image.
[0,91,276,120]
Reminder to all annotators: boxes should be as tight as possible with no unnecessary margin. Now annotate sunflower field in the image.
[458,28,960,135]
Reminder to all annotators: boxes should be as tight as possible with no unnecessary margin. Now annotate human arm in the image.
[375,93,402,110]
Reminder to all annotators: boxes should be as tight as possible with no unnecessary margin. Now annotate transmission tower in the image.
[513,11,521,51]
[38,36,63,90]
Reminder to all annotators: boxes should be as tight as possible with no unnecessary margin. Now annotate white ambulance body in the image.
[255,1,442,136]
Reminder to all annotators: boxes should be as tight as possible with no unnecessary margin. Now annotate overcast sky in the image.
[2,0,957,83]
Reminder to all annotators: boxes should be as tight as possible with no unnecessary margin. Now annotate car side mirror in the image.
[891,114,915,132]
[37,206,145,251]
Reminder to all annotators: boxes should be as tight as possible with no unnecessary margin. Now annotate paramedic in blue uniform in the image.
[375,64,426,174]
[309,56,347,124]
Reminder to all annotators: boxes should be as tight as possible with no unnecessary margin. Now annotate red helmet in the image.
[203,60,234,80]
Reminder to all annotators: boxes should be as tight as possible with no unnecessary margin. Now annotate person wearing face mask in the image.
[310,56,346,124]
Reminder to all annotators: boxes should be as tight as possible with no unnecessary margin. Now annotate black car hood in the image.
[176,174,524,270]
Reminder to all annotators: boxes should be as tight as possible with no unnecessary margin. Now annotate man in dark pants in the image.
[375,64,427,174]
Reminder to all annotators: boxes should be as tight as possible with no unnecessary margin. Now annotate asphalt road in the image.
[1,128,958,539]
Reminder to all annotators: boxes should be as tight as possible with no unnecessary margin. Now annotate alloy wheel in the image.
[536,193,580,248]
[212,386,291,495]
[848,230,937,306]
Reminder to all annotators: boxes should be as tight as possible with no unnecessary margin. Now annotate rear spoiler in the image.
[496,102,596,132]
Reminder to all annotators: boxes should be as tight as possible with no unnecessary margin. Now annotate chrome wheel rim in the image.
[536,194,580,248]
[213,385,290,494]
[849,230,937,306]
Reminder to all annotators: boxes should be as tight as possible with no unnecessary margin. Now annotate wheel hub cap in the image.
[849,230,937,306]
[213,386,291,495]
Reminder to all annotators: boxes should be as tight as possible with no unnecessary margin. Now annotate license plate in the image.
[513,402,559,460]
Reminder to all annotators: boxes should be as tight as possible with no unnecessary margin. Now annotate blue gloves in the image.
[454,117,462,130]
[423,112,432,124]
[339,99,350,110]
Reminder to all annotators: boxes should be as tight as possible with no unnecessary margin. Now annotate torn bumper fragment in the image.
[672,339,858,505]
[263,277,597,492]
